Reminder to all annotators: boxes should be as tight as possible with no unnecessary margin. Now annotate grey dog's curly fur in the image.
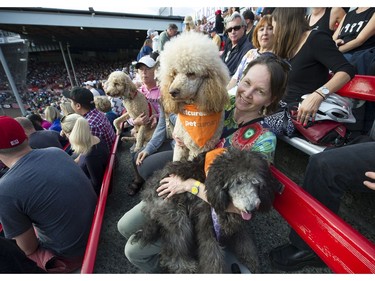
[133,148,282,273]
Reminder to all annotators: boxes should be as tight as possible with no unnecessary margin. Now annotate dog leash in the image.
[211,208,221,241]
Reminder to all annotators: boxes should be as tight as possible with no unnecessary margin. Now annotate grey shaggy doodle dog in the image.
[133,148,282,273]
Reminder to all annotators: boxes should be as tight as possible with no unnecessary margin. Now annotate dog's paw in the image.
[163,259,198,273]
[121,136,136,143]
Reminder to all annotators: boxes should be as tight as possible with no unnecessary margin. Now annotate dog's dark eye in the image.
[236,179,242,185]
[170,70,177,77]
[187,72,196,78]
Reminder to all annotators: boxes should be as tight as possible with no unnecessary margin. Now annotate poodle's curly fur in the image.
[105,71,156,152]
[157,32,230,161]
[134,148,282,273]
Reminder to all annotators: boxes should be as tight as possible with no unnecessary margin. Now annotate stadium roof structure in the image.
[0,7,184,52]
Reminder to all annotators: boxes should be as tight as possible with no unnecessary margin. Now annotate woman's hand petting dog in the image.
[157,174,242,215]
[173,134,186,147]
[136,150,149,166]
[364,171,375,190]
[133,112,150,126]
[157,174,192,198]
[133,113,158,129]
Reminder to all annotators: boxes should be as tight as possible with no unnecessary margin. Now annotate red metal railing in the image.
[80,135,120,274]
[271,166,375,273]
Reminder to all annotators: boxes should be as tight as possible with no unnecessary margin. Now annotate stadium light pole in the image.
[0,45,27,116]
[66,43,79,86]
[59,41,74,88]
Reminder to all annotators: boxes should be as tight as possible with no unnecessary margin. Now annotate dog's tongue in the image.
[241,211,252,220]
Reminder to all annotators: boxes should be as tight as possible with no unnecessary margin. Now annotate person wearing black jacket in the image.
[220,12,252,77]
[214,9,224,34]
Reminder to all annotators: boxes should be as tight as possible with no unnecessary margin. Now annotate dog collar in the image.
[130,90,138,99]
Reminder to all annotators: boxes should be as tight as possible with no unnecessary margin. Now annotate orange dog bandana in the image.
[179,104,222,148]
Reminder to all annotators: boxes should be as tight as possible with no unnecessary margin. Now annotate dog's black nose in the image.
[169,89,180,98]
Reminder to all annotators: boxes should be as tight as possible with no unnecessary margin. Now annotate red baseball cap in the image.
[0,116,27,149]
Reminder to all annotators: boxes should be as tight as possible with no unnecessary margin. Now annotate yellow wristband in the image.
[191,180,200,195]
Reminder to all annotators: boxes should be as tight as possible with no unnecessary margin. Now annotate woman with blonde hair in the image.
[60,102,75,117]
[44,105,62,132]
[183,15,198,32]
[61,114,109,195]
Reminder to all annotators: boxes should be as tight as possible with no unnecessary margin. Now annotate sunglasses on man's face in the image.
[225,25,242,33]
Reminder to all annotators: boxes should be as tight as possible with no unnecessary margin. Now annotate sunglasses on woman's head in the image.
[225,25,242,33]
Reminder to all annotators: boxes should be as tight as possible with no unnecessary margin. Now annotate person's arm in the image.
[157,175,208,202]
[332,13,346,42]
[297,32,354,125]
[136,108,167,165]
[14,227,39,256]
[329,7,346,32]
[338,12,375,53]
[298,71,351,125]
[364,171,375,190]
[156,175,241,214]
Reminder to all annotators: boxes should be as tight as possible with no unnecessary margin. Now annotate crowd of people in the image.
[1,7,375,273]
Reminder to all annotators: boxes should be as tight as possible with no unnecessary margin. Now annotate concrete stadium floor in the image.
[93,140,375,274]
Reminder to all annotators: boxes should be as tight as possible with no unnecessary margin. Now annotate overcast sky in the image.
[1,1,373,15]
[0,1,205,16]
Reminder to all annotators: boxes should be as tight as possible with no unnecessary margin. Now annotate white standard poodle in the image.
[158,31,230,161]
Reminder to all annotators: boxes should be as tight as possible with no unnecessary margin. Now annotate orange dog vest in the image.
[179,104,222,148]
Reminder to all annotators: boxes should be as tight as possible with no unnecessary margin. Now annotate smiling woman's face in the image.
[235,64,272,115]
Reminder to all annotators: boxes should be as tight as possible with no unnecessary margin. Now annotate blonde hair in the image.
[94,96,112,113]
[69,117,94,154]
[44,106,61,123]
[61,113,81,134]
[60,102,75,116]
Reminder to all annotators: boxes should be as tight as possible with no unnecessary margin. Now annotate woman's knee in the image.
[117,202,145,239]
[117,215,130,238]
[124,235,162,273]
[124,235,140,262]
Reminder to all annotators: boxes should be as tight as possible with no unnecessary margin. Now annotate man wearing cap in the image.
[126,54,161,196]
[209,28,221,50]
[84,81,100,97]
[64,86,115,151]
[0,116,97,272]
[220,12,252,77]
[158,23,178,53]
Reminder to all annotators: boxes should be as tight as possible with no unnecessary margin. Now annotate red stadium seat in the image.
[336,75,375,101]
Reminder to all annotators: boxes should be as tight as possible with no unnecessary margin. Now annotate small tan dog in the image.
[105,71,156,152]
[158,32,230,161]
